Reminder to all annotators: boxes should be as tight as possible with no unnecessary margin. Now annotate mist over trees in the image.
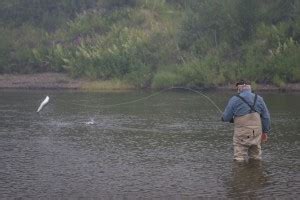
[0,0,299,88]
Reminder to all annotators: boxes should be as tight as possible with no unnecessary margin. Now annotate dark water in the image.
[0,89,299,199]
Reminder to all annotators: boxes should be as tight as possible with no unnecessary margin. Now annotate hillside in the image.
[0,0,299,89]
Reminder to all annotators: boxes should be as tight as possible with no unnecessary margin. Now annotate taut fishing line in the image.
[171,87,223,114]
[59,87,223,115]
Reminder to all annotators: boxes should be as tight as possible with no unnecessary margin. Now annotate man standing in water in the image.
[222,80,271,161]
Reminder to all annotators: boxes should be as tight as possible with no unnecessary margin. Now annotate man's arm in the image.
[222,97,235,122]
[260,98,271,133]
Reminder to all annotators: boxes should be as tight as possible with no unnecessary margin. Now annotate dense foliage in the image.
[1,0,299,88]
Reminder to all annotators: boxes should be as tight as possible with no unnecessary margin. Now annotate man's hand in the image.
[261,133,268,143]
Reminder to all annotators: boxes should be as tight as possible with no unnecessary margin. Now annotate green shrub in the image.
[164,55,226,87]
[125,62,154,88]
[0,28,11,73]
[1,0,299,88]
[138,0,167,11]
[0,25,49,73]
[66,12,111,39]
[270,38,300,83]
[272,74,285,87]
[152,70,183,88]
[52,26,150,80]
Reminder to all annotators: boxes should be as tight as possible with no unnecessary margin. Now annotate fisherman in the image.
[222,80,271,161]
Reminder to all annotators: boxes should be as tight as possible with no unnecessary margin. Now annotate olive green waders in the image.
[233,112,262,161]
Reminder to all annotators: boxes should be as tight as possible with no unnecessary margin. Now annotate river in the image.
[0,89,299,199]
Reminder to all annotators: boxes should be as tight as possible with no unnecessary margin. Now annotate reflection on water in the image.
[0,90,299,199]
[226,160,269,199]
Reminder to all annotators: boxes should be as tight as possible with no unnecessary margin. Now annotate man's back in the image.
[223,90,271,134]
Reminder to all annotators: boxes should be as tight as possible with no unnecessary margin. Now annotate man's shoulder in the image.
[251,93,267,106]
[230,95,239,100]
[253,93,264,100]
[229,95,240,104]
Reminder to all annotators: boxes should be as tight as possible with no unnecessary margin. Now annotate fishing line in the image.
[57,87,223,115]
[61,88,169,109]
[170,87,223,114]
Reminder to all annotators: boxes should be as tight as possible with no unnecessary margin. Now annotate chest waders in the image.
[233,94,262,161]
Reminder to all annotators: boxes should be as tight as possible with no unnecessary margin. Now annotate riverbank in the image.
[0,73,133,90]
[0,73,300,91]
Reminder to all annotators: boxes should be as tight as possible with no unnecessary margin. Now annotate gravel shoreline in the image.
[0,73,299,91]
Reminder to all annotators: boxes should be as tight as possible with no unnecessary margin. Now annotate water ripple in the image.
[0,91,299,199]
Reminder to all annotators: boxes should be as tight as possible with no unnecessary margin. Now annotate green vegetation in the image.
[1,0,299,88]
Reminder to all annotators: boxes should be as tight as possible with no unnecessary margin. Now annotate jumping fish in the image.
[37,96,49,113]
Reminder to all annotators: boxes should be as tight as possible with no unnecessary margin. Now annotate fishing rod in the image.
[170,86,223,114]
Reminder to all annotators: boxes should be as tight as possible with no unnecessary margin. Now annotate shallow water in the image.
[0,90,299,199]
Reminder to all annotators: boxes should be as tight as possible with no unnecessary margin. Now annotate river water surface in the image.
[0,90,299,199]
